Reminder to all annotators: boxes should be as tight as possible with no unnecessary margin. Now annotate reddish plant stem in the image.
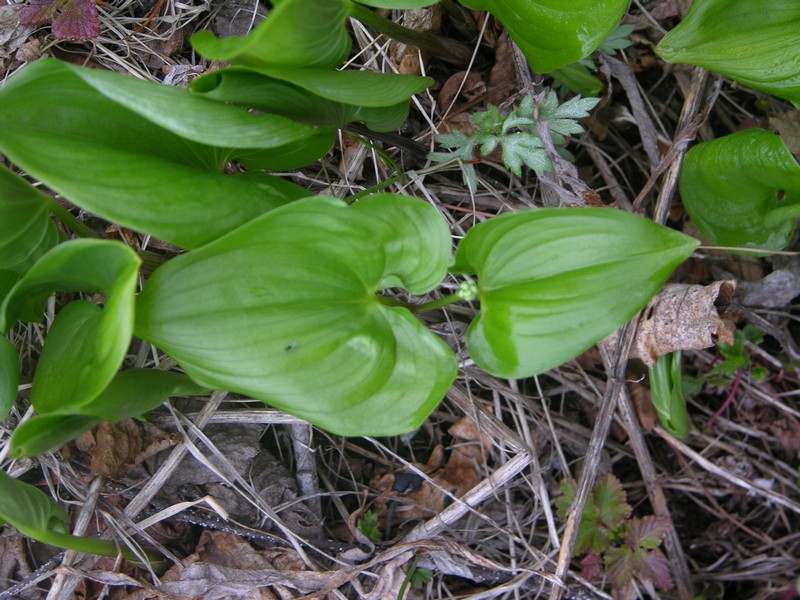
[703,368,744,431]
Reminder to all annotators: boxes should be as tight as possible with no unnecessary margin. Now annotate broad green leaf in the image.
[0,165,62,276]
[11,370,209,457]
[451,208,699,379]
[0,469,154,559]
[655,0,800,106]
[191,0,352,69]
[0,59,328,250]
[649,351,689,439]
[136,194,456,436]
[1,240,140,415]
[459,0,629,73]
[192,66,432,132]
[680,129,800,251]
[0,336,18,418]
[551,63,604,97]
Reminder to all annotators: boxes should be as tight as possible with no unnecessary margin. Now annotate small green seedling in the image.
[357,510,383,543]
[557,475,674,596]
[649,351,690,440]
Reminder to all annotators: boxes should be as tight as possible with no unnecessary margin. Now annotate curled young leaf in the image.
[458,0,630,73]
[136,195,456,436]
[0,59,326,250]
[451,208,699,379]
[649,351,689,440]
[655,0,800,106]
[679,129,800,251]
[1,240,140,417]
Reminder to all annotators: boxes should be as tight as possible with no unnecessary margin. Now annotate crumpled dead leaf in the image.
[369,416,491,531]
[632,280,737,367]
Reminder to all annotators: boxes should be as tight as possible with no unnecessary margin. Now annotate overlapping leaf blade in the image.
[10,370,209,457]
[192,66,432,132]
[0,336,17,418]
[136,194,456,436]
[459,0,629,73]
[680,129,800,250]
[191,0,351,69]
[0,165,62,277]
[452,208,699,378]
[0,59,327,249]
[0,240,140,415]
[655,0,800,106]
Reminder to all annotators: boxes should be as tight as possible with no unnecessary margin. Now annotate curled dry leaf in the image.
[634,280,737,367]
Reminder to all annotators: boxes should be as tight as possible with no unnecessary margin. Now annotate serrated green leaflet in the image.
[655,0,800,106]
[1,240,140,416]
[451,209,699,379]
[192,66,432,132]
[10,370,209,457]
[191,0,351,68]
[680,129,800,251]
[458,0,629,73]
[0,165,62,277]
[136,194,456,436]
[0,59,326,250]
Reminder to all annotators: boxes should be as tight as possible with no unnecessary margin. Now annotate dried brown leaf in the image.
[634,281,737,366]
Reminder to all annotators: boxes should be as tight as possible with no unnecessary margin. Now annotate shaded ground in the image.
[1,1,799,599]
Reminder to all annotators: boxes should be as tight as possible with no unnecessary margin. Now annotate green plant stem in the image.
[45,199,100,239]
[410,293,462,314]
[349,3,472,64]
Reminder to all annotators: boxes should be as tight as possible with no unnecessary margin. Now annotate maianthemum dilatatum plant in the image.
[6,0,774,559]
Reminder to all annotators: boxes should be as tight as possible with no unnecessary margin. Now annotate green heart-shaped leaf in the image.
[192,66,432,132]
[655,0,800,106]
[10,369,209,457]
[680,128,800,250]
[191,0,352,69]
[459,0,629,73]
[136,194,456,436]
[0,165,62,277]
[1,240,140,414]
[0,59,328,249]
[452,208,699,378]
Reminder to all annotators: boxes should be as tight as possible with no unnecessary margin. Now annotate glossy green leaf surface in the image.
[459,0,629,73]
[136,195,456,436]
[680,129,800,250]
[0,240,140,415]
[11,370,209,457]
[452,208,699,378]
[0,469,148,559]
[655,0,800,106]
[191,0,351,69]
[192,66,432,132]
[0,59,327,249]
[0,336,17,418]
[0,165,62,277]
